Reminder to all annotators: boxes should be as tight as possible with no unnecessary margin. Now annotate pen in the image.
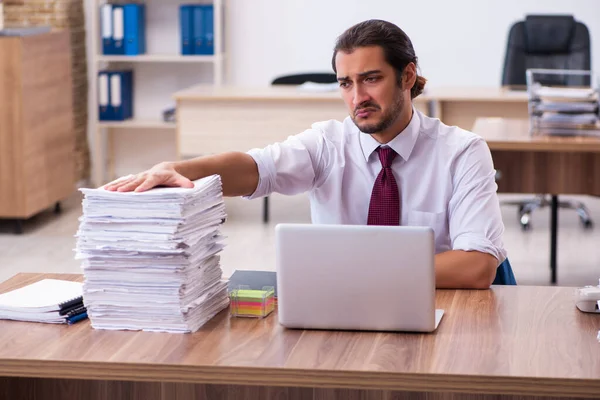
[67,312,88,325]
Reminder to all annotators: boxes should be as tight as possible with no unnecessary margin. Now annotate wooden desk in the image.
[173,86,528,160]
[1,273,599,400]
[428,87,529,131]
[174,85,430,159]
[476,117,600,196]
[473,118,600,284]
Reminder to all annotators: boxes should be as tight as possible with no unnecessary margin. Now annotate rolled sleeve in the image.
[452,233,506,264]
[244,147,276,200]
[449,137,507,265]
[243,128,326,200]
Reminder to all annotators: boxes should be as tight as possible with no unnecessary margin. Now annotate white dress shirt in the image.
[246,107,507,264]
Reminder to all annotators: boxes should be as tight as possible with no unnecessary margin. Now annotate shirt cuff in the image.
[452,233,507,266]
[242,148,274,200]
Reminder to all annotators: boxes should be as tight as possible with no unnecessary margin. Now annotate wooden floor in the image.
[0,191,598,287]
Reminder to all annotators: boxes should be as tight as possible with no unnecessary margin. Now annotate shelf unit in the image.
[90,0,225,187]
[98,119,176,129]
[97,54,222,63]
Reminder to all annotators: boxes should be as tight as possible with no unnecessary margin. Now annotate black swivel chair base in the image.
[503,195,593,231]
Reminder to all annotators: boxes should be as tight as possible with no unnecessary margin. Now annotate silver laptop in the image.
[275,223,444,332]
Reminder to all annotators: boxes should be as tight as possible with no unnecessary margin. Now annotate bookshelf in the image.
[98,119,176,129]
[97,54,221,63]
[90,0,225,187]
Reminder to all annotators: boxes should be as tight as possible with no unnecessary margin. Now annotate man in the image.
[106,19,507,289]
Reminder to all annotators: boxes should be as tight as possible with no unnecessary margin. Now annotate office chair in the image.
[501,15,593,230]
[493,259,517,285]
[259,73,338,223]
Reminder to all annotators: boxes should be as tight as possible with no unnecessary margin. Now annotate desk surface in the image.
[473,118,600,152]
[174,84,346,101]
[1,273,599,397]
[173,85,528,103]
[427,86,529,102]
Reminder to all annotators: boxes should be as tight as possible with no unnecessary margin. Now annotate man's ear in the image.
[402,62,417,90]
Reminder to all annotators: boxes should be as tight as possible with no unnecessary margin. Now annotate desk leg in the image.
[550,195,558,285]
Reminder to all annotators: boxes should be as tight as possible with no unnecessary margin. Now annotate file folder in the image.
[191,5,204,55]
[101,4,114,54]
[98,72,111,121]
[124,4,146,55]
[112,5,125,55]
[109,70,133,121]
[203,4,214,55]
[180,5,194,55]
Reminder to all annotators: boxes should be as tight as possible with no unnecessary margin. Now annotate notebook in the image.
[0,279,83,323]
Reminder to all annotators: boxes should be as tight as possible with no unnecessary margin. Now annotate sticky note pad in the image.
[229,286,275,318]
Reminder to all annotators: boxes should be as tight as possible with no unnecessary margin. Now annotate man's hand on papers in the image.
[103,162,194,193]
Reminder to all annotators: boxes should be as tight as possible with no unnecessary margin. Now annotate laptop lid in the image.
[275,223,442,332]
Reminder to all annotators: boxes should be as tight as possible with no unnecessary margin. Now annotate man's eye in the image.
[366,76,378,83]
[339,82,349,88]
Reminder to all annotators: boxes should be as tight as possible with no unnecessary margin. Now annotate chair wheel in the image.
[582,219,593,229]
[521,222,531,231]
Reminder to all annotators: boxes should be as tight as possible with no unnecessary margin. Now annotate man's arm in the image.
[105,127,326,196]
[173,152,259,197]
[105,152,259,196]
[435,250,498,289]
[442,136,507,289]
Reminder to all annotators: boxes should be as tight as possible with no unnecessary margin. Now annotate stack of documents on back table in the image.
[75,175,230,333]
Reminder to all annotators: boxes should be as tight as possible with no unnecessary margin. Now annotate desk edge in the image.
[0,360,598,398]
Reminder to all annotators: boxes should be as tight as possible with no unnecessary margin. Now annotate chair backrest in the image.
[493,258,517,285]
[501,15,591,87]
[271,73,338,85]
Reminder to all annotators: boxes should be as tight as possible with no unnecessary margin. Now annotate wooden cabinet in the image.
[0,31,75,223]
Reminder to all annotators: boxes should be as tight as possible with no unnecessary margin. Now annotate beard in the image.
[351,93,404,134]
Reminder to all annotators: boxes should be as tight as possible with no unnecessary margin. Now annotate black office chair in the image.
[501,15,593,230]
[259,73,338,223]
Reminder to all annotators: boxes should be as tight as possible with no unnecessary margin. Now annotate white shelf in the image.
[98,119,176,129]
[97,54,220,63]
[91,0,226,186]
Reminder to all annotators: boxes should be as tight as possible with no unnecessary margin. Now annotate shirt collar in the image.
[359,106,421,162]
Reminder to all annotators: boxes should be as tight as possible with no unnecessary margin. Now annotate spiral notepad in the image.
[0,279,83,314]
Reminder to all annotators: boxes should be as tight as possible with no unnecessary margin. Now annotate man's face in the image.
[335,46,405,134]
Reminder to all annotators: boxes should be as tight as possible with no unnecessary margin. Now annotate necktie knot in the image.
[377,147,396,168]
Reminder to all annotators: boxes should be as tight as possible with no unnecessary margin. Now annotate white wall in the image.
[225,0,600,87]
[84,0,600,180]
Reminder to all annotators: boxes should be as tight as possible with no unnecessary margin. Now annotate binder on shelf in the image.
[203,4,214,55]
[124,3,146,56]
[193,4,214,55]
[180,5,194,55]
[101,4,114,55]
[98,72,112,121]
[191,5,204,55]
[109,70,134,121]
[99,70,133,121]
[112,4,125,55]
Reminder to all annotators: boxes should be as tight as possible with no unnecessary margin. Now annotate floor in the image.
[0,191,599,287]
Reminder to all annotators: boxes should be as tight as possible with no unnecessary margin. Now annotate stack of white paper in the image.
[75,175,230,333]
